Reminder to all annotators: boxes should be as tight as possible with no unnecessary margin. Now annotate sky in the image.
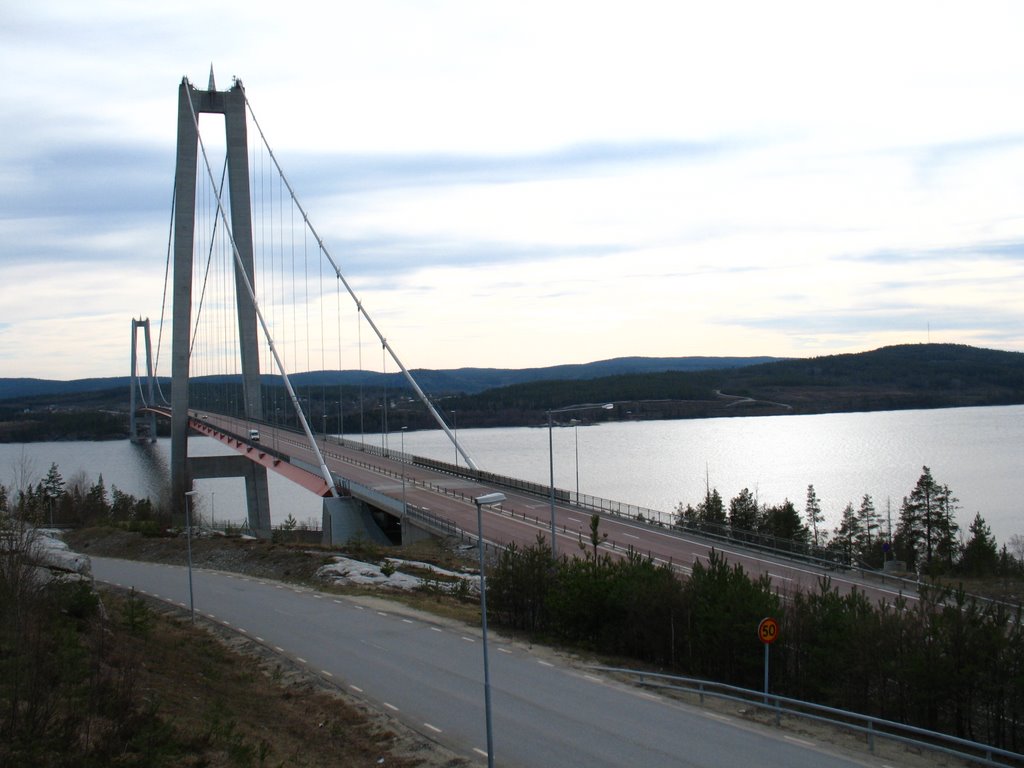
[2,1,1024,379]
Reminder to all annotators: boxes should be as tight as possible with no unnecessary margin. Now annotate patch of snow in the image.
[29,528,92,576]
[317,555,479,593]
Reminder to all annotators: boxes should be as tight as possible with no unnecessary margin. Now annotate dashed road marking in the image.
[402,619,414,624]
[784,736,814,747]
[431,627,442,633]
[461,636,475,643]
[423,723,442,733]
[473,748,488,758]
[296,657,307,664]
[498,648,512,654]
[255,636,264,642]
[274,646,285,653]
[384,702,399,712]
[321,670,333,677]
[537,660,554,667]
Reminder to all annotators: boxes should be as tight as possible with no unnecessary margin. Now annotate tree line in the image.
[675,466,1011,578]
[488,528,1024,751]
[1,462,165,532]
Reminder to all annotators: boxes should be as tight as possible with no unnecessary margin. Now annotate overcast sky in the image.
[2,1,1023,379]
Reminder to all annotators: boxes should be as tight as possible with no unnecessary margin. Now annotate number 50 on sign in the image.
[758,617,779,644]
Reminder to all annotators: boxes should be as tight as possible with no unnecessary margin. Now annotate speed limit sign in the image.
[758,617,779,645]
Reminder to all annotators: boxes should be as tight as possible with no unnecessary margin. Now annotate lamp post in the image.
[401,426,408,516]
[473,491,506,768]
[184,489,198,623]
[573,419,580,500]
[547,403,614,556]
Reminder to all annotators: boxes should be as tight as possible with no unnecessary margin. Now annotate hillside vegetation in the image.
[3,344,1023,438]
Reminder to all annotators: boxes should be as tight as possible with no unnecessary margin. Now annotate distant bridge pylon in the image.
[129,317,157,444]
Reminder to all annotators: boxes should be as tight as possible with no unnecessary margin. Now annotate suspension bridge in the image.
[128,73,920,607]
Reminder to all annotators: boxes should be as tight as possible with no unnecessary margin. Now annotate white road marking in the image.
[461,636,475,643]
[473,748,488,758]
[296,657,307,664]
[499,648,512,654]
[274,646,285,652]
[402,619,414,624]
[537,660,554,667]
[431,627,442,633]
[321,670,333,677]
[384,702,399,712]
[255,636,264,642]
[623,533,640,540]
[784,735,814,747]
[583,674,602,683]
[350,684,363,693]
[423,722,442,733]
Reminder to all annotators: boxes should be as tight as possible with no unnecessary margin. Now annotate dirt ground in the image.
[68,528,977,768]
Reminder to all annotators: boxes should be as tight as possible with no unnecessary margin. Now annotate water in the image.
[2,405,1021,544]
[393,404,1024,546]
[0,436,324,529]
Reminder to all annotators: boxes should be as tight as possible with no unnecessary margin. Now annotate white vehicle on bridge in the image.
[248,428,260,442]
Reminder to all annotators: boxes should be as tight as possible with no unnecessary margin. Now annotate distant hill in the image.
[444,343,1024,425]
[0,356,780,402]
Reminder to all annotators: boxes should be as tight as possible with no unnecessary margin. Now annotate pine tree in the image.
[856,494,882,566]
[830,502,862,563]
[960,512,997,576]
[896,466,960,573]
[728,488,759,533]
[805,484,824,547]
[42,463,65,527]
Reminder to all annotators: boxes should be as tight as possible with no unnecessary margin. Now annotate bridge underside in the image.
[188,417,398,545]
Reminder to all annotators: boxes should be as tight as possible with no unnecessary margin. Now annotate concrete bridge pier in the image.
[189,455,272,538]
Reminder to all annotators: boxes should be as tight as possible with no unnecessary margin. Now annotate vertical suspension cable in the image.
[183,82,338,496]
[242,89,478,470]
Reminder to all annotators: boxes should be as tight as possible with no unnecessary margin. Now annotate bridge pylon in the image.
[170,74,271,536]
[129,318,158,443]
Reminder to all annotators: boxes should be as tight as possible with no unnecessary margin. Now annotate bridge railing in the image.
[591,666,1023,768]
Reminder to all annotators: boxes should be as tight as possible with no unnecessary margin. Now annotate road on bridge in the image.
[195,413,921,608]
[92,556,880,768]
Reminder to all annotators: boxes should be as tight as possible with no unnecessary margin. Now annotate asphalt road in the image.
[92,556,880,768]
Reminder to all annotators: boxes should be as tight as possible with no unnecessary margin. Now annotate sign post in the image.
[757,617,779,704]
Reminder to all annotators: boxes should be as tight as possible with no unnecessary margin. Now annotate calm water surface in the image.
[2,405,1021,543]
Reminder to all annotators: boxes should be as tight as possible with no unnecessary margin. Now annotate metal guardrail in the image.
[591,666,1024,767]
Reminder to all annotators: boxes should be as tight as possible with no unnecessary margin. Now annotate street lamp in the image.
[401,426,408,516]
[473,491,506,768]
[184,489,198,623]
[547,403,614,556]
